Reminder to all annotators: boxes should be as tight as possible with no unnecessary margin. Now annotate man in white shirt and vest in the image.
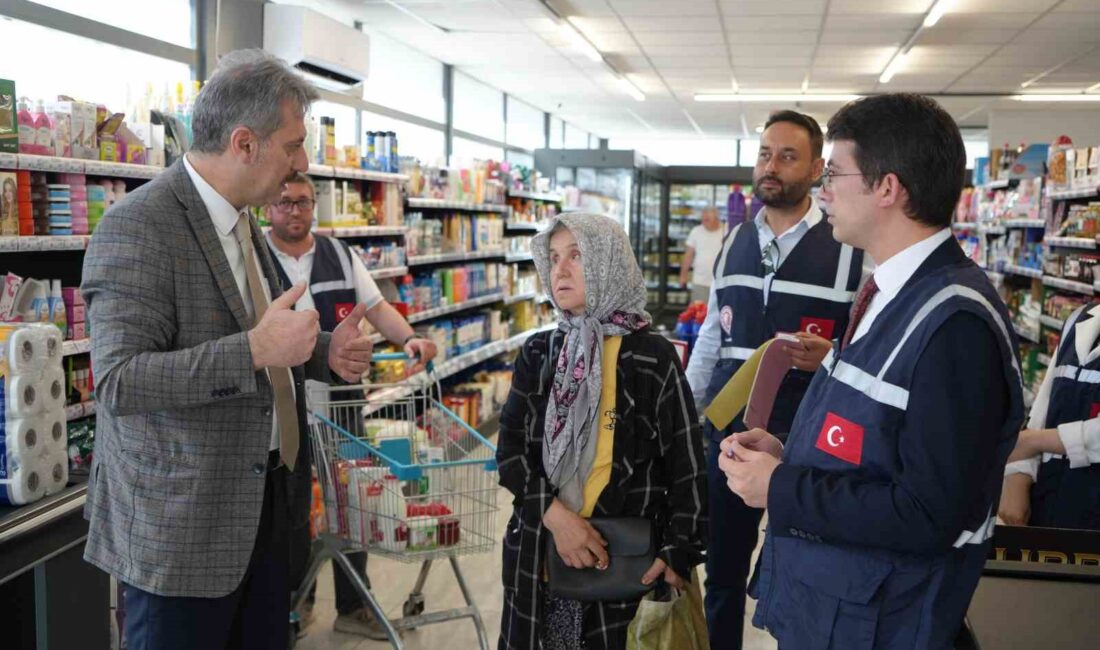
[264,173,436,639]
[720,93,1023,649]
[685,110,864,648]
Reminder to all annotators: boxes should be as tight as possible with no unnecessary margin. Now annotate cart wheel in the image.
[403,593,425,618]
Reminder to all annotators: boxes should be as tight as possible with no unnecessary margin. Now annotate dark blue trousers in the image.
[122,452,290,650]
[705,438,765,650]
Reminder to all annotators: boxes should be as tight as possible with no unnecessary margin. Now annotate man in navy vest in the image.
[720,94,1024,649]
[265,173,437,640]
[686,110,864,647]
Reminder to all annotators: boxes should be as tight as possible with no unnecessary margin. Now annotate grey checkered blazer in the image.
[82,160,332,597]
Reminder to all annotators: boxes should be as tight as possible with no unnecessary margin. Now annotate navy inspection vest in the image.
[269,235,358,332]
[1033,305,1100,530]
[751,254,1024,649]
[704,212,863,441]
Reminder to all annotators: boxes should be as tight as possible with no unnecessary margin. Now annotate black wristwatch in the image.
[402,334,417,346]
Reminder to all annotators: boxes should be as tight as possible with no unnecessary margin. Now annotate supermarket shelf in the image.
[1037,354,1052,367]
[508,189,562,202]
[65,400,95,422]
[1003,219,1046,229]
[1049,186,1100,201]
[1003,264,1043,279]
[1042,275,1094,296]
[982,179,1011,190]
[504,220,542,232]
[952,222,978,231]
[980,225,1006,235]
[504,252,533,263]
[368,266,408,280]
[406,292,504,324]
[307,164,408,184]
[0,152,163,179]
[985,270,1004,284]
[361,323,556,413]
[0,235,90,252]
[407,197,510,213]
[1044,236,1096,250]
[1040,315,1066,331]
[503,291,538,305]
[62,338,91,357]
[330,225,407,238]
[407,249,505,266]
[1015,325,1041,344]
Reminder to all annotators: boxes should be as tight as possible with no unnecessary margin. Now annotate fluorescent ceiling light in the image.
[923,0,955,28]
[731,76,740,92]
[564,16,604,63]
[694,93,860,103]
[754,125,764,134]
[1011,94,1100,102]
[617,76,646,102]
[383,0,447,36]
[1086,82,1100,93]
[879,51,908,84]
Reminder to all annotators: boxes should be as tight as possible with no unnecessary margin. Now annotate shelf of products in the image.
[1039,315,1066,331]
[1037,354,1052,367]
[307,163,408,184]
[1048,186,1100,201]
[507,190,562,202]
[503,220,542,232]
[0,235,91,252]
[368,266,408,280]
[1002,264,1043,279]
[1042,275,1094,296]
[504,252,533,263]
[407,198,510,213]
[61,338,91,357]
[407,249,505,266]
[0,152,162,179]
[1003,219,1046,229]
[406,292,505,324]
[1044,236,1096,250]
[1015,325,1041,344]
[503,291,538,306]
[65,400,96,422]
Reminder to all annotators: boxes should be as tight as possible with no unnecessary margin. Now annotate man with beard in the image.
[685,110,864,648]
[263,173,436,640]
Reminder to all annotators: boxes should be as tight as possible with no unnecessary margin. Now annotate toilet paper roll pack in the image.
[0,323,46,377]
[41,366,66,412]
[1,420,48,506]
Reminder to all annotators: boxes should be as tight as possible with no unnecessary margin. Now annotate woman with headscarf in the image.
[496,213,708,650]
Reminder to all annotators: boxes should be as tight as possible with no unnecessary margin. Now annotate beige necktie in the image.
[235,212,299,471]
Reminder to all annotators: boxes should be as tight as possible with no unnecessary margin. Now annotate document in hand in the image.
[703,335,797,432]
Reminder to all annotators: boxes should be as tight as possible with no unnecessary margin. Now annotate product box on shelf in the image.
[0,79,16,153]
[0,170,18,235]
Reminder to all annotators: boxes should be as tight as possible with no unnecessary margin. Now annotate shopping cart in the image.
[292,353,498,649]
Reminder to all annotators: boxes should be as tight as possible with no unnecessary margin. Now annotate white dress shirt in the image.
[183,154,285,451]
[849,228,953,344]
[265,232,384,312]
[686,199,824,412]
[1005,303,1100,480]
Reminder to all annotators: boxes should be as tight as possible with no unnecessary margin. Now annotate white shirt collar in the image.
[183,153,244,237]
[871,228,953,300]
[753,197,823,238]
[264,230,316,261]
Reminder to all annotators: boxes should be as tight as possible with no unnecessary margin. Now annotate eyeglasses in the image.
[821,168,863,189]
[273,198,315,213]
[761,238,781,276]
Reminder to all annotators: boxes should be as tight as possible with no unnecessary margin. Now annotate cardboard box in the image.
[0,79,15,154]
[0,171,17,235]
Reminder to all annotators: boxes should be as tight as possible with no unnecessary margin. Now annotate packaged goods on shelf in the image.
[405,211,503,255]
[351,241,405,270]
[394,263,503,314]
[403,158,507,205]
[506,234,533,254]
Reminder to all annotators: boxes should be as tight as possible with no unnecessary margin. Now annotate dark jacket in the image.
[496,329,708,650]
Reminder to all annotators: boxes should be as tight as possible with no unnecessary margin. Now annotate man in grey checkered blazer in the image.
[81,50,375,649]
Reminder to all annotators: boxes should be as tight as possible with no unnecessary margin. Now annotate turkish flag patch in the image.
[335,303,355,322]
[815,412,864,465]
[1090,403,1100,419]
[800,317,836,340]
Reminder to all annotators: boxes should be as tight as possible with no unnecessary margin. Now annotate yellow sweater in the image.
[580,336,622,518]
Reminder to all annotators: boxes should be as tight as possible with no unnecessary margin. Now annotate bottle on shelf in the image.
[33,99,53,156]
[17,98,35,154]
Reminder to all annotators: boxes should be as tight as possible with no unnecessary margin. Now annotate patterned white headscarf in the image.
[531,213,651,509]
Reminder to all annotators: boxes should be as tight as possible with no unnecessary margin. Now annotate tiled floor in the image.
[295,487,777,650]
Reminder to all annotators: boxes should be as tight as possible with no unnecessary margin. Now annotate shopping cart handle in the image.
[371,351,434,373]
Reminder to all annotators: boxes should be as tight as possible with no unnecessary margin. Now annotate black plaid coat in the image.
[496,329,708,650]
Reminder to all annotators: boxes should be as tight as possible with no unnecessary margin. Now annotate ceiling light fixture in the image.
[754,125,764,134]
[382,0,448,36]
[1011,94,1100,103]
[923,0,955,28]
[694,93,861,103]
[1086,82,1100,93]
[564,17,605,63]
[801,77,810,93]
[731,76,740,92]
[617,75,646,102]
[879,51,908,84]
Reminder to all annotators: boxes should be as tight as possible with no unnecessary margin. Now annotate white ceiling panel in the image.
[718,0,827,16]
[814,44,899,66]
[1055,0,1100,11]
[724,15,825,31]
[641,44,732,58]
[632,30,729,46]
[916,27,1031,46]
[726,30,822,45]
[564,16,627,32]
[620,16,724,32]
[1024,11,1100,32]
[954,0,1061,12]
[824,13,921,32]
[828,0,930,13]
[607,0,718,17]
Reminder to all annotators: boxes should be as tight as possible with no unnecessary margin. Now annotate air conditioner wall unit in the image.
[263,4,370,89]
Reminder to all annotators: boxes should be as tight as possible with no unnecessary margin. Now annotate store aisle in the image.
[297,486,777,650]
